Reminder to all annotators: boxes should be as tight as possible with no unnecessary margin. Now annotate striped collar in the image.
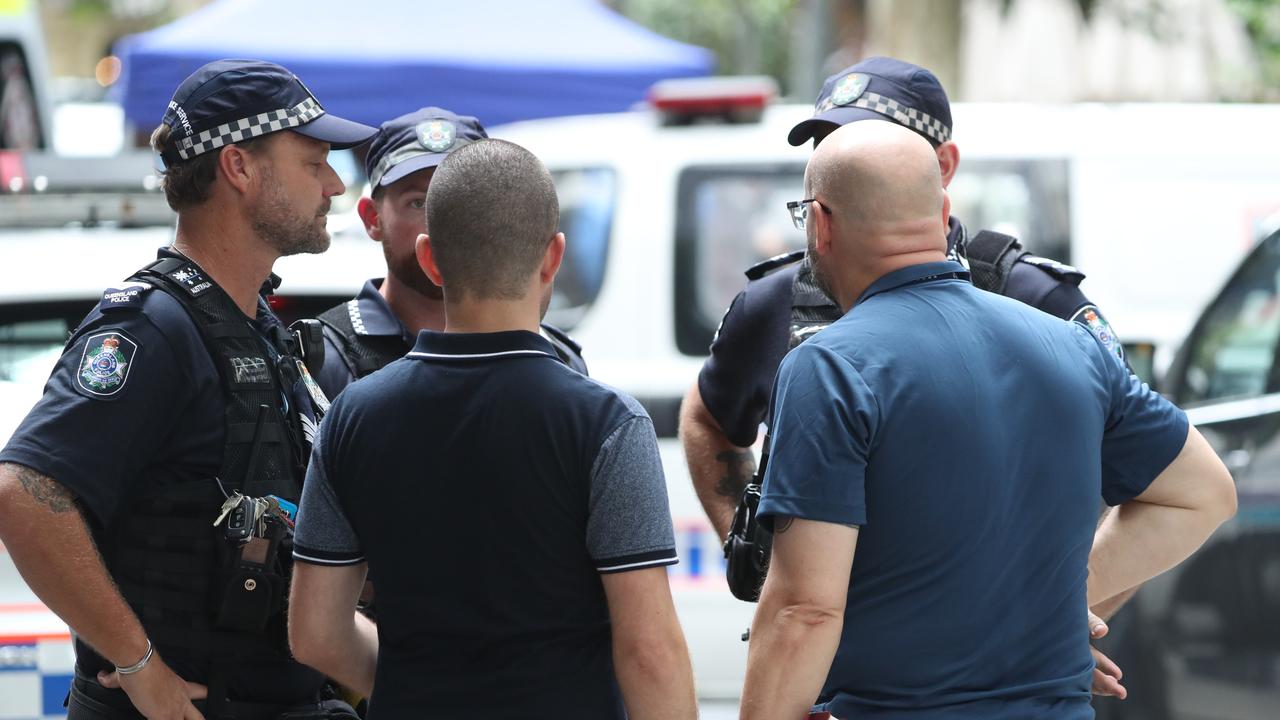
[407,329,561,362]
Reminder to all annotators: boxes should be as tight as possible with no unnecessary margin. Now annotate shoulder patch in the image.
[75,330,139,398]
[1019,255,1085,284]
[167,264,214,296]
[745,250,805,281]
[99,282,152,313]
[1071,305,1124,362]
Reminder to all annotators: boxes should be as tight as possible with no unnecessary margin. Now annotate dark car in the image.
[1095,227,1280,720]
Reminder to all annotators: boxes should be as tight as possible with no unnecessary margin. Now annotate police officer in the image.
[0,60,374,719]
[681,56,1126,542]
[312,107,586,400]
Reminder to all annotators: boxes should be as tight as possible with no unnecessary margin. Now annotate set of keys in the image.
[213,492,297,543]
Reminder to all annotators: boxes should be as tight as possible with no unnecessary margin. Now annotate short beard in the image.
[383,242,443,300]
[252,168,331,257]
[806,233,836,302]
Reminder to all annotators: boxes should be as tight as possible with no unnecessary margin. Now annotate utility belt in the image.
[67,671,358,720]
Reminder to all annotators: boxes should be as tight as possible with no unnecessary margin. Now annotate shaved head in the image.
[806,120,944,229]
[803,120,950,309]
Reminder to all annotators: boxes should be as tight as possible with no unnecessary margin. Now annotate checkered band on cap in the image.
[847,91,951,145]
[173,97,325,160]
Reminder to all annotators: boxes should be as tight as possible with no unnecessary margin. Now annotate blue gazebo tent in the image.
[113,0,714,131]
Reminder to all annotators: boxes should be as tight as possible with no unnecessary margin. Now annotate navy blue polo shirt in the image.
[294,329,676,718]
[759,261,1188,719]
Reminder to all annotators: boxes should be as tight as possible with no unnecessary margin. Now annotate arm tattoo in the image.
[714,449,757,500]
[4,463,77,514]
[774,516,795,534]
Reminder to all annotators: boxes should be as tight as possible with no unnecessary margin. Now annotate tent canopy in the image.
[114,0,714,131]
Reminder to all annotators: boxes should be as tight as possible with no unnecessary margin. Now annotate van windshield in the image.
[544,167,616,331]
[674,158,1072,355]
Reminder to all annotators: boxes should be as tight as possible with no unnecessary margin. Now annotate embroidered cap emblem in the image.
[831,73,869,107]
[418,120,456,153]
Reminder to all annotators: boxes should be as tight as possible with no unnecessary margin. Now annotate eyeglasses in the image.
[786,198,830,230]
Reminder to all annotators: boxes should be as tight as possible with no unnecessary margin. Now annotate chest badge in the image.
[76,331,138,397]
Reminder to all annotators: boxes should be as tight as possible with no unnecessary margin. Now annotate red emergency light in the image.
[648,76,778,126]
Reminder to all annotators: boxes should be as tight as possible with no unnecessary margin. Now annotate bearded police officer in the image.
[0,60,374,719]
[681,56,1126,543]
[312,107,586,400]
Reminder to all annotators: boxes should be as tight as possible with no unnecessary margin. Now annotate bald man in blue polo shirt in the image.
[739,121,1236,720]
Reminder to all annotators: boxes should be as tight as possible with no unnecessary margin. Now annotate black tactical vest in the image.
[318,299,591,380]
[104,256,311,675]
[316,300,406,380]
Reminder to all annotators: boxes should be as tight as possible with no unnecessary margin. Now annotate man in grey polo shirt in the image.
[287,138,697,719]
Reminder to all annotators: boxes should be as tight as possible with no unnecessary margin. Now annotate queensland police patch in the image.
[76,331,138,397]
[831,73,869,106]
[418,120,456,153]
[1072,305,1125,361]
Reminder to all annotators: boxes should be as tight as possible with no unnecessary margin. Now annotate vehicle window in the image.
[0,41,42,150]
[544,167,615,330]
[0,302,97,390]
[947,159,1071,263]
[673,159,1073,356]
[1177,232,1280,405]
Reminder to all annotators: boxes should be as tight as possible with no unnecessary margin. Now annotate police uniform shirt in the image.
[314,278,589,399]
[293,329,676,717]
[0,248,323,703]
[697,218,1115,446]
[758,261,1188,719]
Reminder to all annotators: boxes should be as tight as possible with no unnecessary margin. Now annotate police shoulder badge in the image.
[1072,305,1125,362]
[418,120,456,153]
[76,331,138,398]
[831,73,869,107]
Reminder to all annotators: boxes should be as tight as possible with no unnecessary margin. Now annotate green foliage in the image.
[1227,0,1280,97]
[617,0,797,88]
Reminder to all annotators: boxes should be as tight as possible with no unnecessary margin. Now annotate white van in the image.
[493,91,1280,697]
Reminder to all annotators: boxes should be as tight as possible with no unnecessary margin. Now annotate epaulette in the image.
[744,250,805,281]
[1018,255,1085,284]
[98,281,153,313]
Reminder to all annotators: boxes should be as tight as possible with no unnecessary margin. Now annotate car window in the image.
[544,167,616,331]
[1177,232,1280,406]
[673,158,1073,355]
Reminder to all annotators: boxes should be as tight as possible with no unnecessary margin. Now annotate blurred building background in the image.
[31,0,1280,116]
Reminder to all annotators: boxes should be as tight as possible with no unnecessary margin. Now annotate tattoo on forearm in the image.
[774,516,794,534]
[714,449,757,500]
[5,463,77,514]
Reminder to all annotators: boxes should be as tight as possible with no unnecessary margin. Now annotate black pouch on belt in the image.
[215,519,286,632]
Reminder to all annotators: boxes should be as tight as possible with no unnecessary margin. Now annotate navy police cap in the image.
[787,56,953,148]
[365,107,488,189]
[158,59,376,165]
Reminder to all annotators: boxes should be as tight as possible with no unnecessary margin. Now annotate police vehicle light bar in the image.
[648,76,778,126]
